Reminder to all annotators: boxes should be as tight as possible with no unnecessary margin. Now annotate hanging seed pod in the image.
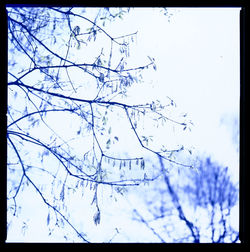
[141,159,145,170]
[136,158,139,166]
[93,209,101,225]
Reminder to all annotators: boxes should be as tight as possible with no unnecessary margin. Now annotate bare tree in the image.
[184,157,239,243]
[7,7,192,241]
[133,157,239,243]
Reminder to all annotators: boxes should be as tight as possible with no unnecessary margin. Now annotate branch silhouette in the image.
[7,7,193,241]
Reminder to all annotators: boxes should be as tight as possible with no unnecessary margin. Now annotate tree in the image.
[133,157,239,243]
[7,7,192,242]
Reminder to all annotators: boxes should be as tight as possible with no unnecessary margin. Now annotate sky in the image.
[7,7,241,242]
[118,7,240,178]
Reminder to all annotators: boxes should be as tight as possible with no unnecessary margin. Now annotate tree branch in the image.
[9,80,134,109]
[125,107,193,168]
[133,209,166,243]
[8,134,90,242]
[158,156,200,243]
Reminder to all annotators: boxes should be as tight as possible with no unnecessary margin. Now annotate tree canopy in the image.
[7,7,193,242]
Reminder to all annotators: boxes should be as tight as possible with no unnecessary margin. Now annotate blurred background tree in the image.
[133,156,239,243]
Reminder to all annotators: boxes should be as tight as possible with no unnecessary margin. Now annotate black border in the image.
[239,6,247,245]
[0,0,247,248]
[2,0,247,8]
[0,2,8,246]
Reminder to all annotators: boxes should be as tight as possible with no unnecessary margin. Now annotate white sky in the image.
[7,7,240,242]
[128,8,240,173]
[100,7,240,179]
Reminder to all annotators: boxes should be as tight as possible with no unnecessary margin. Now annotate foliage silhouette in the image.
[7,7,192,241]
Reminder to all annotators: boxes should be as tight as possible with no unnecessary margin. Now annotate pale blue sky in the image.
[104,7,240,177]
